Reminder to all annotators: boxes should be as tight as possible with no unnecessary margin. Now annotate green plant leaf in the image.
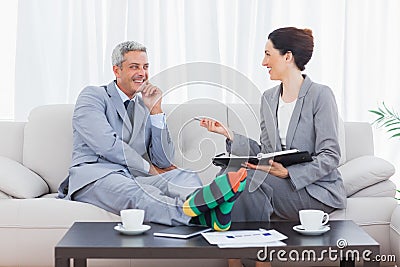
[383,118,396,126]
[369,110,384,116]
[370,102,400,140]
[386,122,400,127]
[391,133,400,138]
[387,127,400,132]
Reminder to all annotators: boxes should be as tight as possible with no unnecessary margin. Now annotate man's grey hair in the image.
[112,41,147,67]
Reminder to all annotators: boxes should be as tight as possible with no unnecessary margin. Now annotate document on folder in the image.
[201,229,287,248]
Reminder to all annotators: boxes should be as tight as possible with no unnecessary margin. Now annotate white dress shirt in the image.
[277,96,297,149]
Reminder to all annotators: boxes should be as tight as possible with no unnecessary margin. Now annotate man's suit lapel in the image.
[106,82,132,131]
[285,75,312,149]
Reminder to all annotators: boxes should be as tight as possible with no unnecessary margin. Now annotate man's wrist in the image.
[150,106,163,115]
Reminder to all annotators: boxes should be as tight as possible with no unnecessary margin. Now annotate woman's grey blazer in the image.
[228,75,346,209]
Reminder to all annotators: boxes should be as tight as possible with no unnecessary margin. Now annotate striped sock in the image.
[183,168,247,217]
[189,178,246,231]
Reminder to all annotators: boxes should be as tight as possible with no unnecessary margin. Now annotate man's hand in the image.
[148,164,177,175]
[138,81,163,114]
[243,160,289,178]
[198,118,233,140]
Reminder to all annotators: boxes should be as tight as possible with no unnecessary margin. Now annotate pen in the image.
[226,232,271,238]
[193,117,202,121]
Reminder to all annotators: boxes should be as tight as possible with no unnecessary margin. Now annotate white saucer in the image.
[114,223,151,235]
[293,225,330,236]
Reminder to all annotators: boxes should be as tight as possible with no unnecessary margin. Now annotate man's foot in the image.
[189,177,246,231]
[183,168,247,217]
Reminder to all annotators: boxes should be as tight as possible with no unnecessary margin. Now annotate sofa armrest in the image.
[390,205,400,267]
[0,156,49,198]
[350,180,396,198]
[0,190,12,199]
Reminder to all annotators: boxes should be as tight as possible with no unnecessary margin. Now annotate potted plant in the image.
[369,102,400,200]
[369,102,400,139]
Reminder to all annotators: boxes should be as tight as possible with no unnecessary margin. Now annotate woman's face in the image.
[262,39,287,81]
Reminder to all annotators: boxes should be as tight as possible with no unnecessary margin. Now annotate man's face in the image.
[113,50,149,99]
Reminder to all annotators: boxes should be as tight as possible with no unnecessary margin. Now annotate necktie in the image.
[125,100,135,126]
[124,100,129,109]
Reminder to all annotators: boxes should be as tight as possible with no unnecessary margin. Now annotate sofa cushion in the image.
[0,198,120,228]
[338,155,395,196]
[23,105,74,193]
[0,156,49,198]
[0,121,25,163]
[163,102,227,184]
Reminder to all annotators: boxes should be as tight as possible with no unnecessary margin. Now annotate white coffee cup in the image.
[120,209,145,230]
[299,209,329,231]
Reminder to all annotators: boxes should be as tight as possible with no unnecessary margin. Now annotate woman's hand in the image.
[198,118,233,140]
[243,159,289,178]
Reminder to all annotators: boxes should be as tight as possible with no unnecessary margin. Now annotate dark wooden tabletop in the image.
[55,220,379,261]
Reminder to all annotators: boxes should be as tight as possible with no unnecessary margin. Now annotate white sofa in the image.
[0,103,398,267]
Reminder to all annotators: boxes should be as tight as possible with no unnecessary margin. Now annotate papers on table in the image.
[153,226,212,239]
[201,228,287,248]
[217,240,286,248]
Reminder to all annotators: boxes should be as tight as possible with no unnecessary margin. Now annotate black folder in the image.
[212,149,312,168]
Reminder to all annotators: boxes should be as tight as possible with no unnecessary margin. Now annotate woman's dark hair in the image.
[268,27,314,71]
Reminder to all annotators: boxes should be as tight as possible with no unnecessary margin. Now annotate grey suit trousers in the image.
[73,168,202,226]
[218,168,334,222]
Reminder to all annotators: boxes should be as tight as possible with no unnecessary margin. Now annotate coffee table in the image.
[55,220,379,267]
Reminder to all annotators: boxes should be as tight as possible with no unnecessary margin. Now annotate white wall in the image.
[0,1,17,120]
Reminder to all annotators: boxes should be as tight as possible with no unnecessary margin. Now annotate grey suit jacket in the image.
[58,81,174,199]
[228,75,346,209]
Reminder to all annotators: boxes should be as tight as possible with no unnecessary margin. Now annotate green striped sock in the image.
[183,168,247,217]
[189,179,246,231]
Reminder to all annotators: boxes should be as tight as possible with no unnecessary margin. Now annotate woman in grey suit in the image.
[200,27,346,267]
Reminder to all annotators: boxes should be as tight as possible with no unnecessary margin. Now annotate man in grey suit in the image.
[58,41,204,226]
[59,41,248,230]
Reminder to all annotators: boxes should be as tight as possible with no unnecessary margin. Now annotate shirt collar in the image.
[114,81,136,103]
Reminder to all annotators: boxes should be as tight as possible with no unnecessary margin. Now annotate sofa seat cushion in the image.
[0,198,120,228]
[0,156,49,198]
[338,155,395,196]
[330,197,398,224]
